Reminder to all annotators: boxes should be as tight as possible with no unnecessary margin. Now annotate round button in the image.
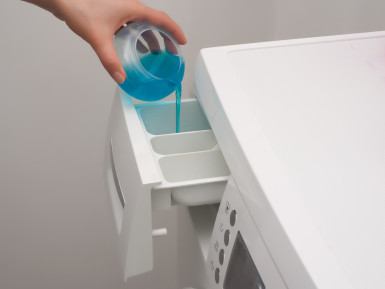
[219,249,225,265]
[230,210,237,226]
[215,268,220,284]
[224,229,230,246]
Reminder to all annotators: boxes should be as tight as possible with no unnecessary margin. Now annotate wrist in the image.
[50,0,71,20]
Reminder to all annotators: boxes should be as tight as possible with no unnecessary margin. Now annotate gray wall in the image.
[143,0,385,96]
[0,0,384,289]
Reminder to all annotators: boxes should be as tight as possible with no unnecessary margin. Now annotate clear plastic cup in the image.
[113,21,185,101]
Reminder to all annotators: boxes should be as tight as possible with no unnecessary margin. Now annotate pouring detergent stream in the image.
[113,22,185,132]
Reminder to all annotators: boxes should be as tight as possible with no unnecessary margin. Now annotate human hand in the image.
[24,0,187,83]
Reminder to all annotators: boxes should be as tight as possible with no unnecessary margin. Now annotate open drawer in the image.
[105,89,230,280]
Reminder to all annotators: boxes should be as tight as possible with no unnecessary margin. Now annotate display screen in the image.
[223,232,265,289]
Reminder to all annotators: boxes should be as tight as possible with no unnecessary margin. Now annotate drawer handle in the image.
[110,140,126,208]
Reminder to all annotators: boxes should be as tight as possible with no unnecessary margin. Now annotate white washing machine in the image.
[105,31,385,289]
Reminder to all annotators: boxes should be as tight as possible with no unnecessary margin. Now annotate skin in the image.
[22,0,187,83]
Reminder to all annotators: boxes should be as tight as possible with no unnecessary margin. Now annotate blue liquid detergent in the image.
[119,52,184,132]
[175,82,182,133]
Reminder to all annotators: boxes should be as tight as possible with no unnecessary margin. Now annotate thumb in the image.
[92,39,126,84]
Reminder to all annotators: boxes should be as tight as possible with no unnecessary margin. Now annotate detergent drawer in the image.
[135,97,230,207]
[105,89,230,280]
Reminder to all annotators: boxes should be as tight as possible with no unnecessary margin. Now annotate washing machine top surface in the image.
[194,31,385,289]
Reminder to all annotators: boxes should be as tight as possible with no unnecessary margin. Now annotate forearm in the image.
[21,0,186,84]
[22,0,65,19]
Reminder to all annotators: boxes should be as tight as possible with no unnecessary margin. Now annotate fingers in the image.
[136,39,149,54]
[160,32,178,54]
[92,39,126,84]
[138,6,187,45]
[139,30,178,55]
[141,30,161,53]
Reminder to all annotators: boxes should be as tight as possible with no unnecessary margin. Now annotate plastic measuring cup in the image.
[113,21,185,101]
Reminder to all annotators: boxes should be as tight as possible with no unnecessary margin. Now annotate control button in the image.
[215,268,220,284]
[219,221,224,232]
[219,249,225,265]
[210,260,214,271]
[224,229,230,246]
[230,209,237,226]
[225,201,230,214]
[214,240,219,252]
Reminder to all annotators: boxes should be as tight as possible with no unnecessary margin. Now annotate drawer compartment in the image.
[138,100,211,135]
[105,90,230,280]
[159,150,229,183]
[135,98,230,207]
[151,130,217,155]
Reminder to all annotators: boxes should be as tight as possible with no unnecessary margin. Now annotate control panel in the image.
[206,177,288,289]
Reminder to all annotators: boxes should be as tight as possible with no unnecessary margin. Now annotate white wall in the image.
[0,0,384,289]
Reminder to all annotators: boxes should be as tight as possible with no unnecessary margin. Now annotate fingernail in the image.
[112,71,125,84]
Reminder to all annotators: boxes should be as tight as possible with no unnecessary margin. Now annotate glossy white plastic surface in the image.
[194,31,385,289]
[151,130,217,155]
[106,90,161,280]
[207,177,287,289]
[135,99,229,206]
[159,151,229,183]
[106,92,230,280]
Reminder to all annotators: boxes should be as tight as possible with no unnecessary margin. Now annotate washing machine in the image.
[105,31,385,289]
